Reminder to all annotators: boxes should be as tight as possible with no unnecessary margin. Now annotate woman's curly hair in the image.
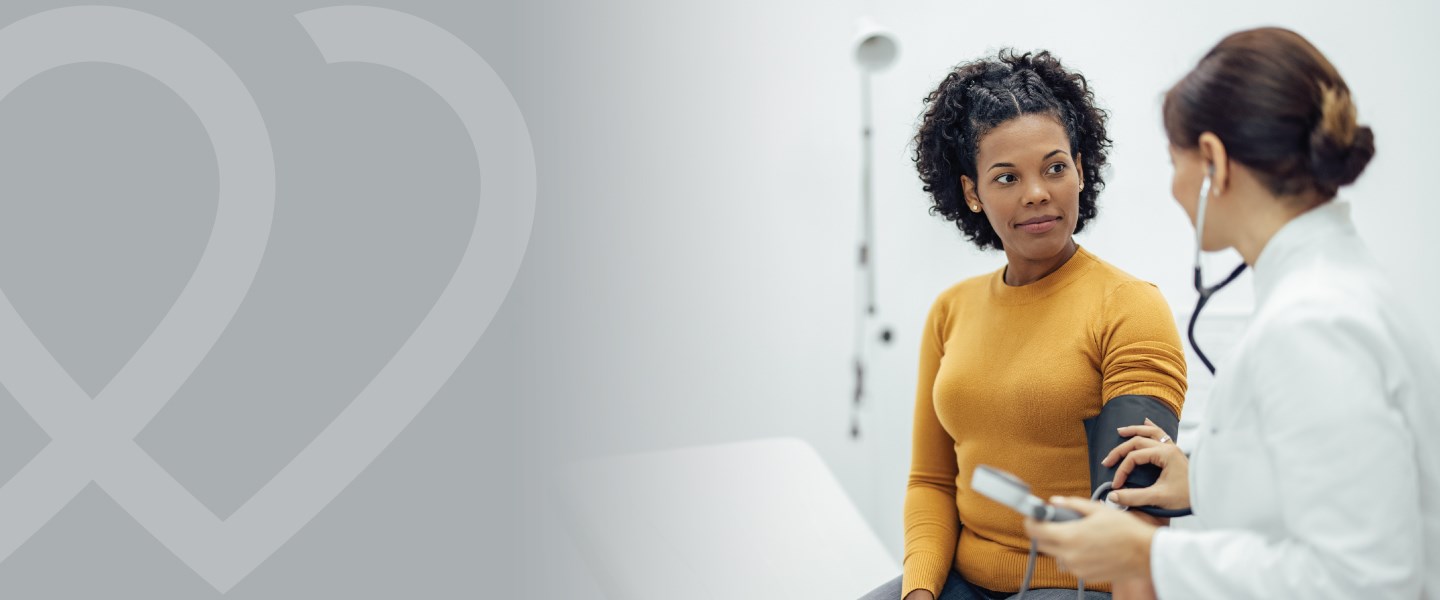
[913,49,1111,250]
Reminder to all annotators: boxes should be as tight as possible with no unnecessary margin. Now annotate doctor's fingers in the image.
[1101,435,1160,467]
[1116,422,1168,443]
[1111,445,1171,488]
[1028,522,1099,573]
[1107,480,1170,508]
[1024,520,1070,556]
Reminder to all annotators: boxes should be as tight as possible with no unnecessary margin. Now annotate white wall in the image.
[521,0,1440,583]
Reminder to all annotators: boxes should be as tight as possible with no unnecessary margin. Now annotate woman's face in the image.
[963,114,1083,262]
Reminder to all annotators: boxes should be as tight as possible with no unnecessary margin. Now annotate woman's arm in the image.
[1091,283,1191,507]
[1021,281,1187,591]
[1094,281,1188,415]
[900,297,960,600]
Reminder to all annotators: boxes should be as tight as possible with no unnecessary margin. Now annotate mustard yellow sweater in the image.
[903,247,1187,598]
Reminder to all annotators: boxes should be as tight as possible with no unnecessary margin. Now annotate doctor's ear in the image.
[1197,132,1230,195]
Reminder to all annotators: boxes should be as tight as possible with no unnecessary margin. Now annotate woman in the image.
[861,50,1187,600]
[1026,27,1440,599]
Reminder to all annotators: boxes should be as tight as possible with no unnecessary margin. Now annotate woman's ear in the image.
[1197,132,1230,195]
[961,175,982,212]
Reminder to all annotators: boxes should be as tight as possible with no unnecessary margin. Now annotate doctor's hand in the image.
[1024,497,1157,584]
[1102,419,1191,510]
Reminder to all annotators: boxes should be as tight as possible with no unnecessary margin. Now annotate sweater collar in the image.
[988,245,1098,306]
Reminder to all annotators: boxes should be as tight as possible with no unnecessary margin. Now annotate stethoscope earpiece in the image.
[1188,161,1245,375]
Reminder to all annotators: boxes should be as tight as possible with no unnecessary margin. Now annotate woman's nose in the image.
[1023,182,1050,205]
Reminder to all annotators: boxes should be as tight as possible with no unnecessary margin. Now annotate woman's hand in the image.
[1101,419,1191,510]
[1023,497,1157,584]
[902,590,935,600]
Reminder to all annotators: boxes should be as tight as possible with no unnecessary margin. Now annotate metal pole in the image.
[852,72,875,439]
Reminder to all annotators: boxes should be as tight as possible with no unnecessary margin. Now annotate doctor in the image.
[1025,27,1440,599]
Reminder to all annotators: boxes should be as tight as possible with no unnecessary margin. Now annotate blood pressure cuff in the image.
[1083,394,1180,495]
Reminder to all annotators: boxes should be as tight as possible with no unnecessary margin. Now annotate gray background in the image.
[0,1,534,597]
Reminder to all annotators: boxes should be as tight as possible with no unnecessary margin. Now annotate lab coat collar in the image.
[1251,200,1355,307]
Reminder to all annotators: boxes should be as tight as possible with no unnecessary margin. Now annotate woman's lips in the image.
[1016,216,1060,234]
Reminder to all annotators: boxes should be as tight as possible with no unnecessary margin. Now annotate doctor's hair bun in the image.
[1164,27,1374,200]
[1310,85,1375,195]
[913,49,1110,251]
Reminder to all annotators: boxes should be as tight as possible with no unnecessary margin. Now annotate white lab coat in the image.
[1151,201,1440,599]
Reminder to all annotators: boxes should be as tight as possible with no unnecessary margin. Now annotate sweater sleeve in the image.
[1096,281,1187,415]
[901,294,960,599]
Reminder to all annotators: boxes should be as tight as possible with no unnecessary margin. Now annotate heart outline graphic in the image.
[0,5,535,592]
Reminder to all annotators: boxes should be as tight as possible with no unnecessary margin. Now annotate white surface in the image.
[556,438,898,600]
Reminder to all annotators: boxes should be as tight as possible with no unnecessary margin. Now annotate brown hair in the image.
[1163,27,1374,200]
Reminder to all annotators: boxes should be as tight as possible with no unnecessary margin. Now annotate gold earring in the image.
[969,204,981,213]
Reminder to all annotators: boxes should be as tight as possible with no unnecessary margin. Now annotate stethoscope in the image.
[1187,167,1248,375]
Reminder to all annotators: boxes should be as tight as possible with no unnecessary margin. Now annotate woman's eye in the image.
[1047,162,1067,175]
[995,173,1017,184]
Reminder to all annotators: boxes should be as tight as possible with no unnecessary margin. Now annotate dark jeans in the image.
[857,570,1111,600]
